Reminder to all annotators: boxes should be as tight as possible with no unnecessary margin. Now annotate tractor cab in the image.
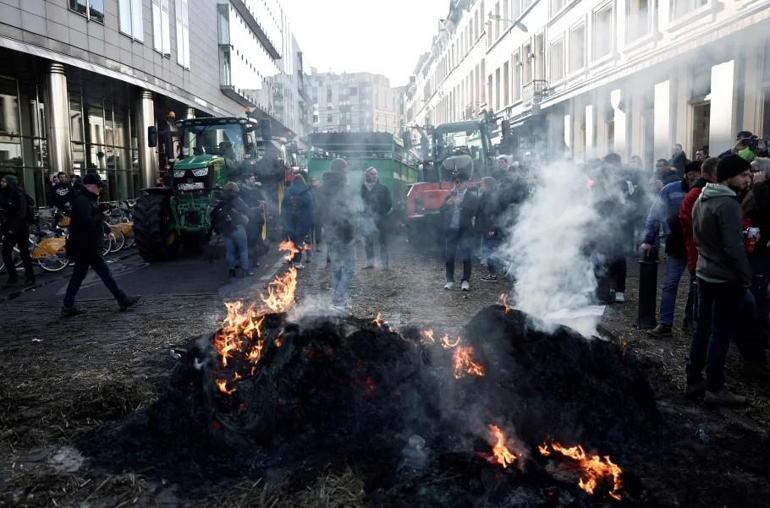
[172,117,258,193]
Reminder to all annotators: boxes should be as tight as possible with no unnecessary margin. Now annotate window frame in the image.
[591,1,615,64]
[119,0,145,42]
[625,0,653,44]
[152,0,172,56]
[175,0,190,68]
[68,0,104,24]
[549,36,566,84]
[568,21,586,75]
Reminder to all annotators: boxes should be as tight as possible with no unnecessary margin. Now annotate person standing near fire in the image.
[687,155,754,406]
[441,171,479,291]
[281,173,314,269]
[318,158,356,310]
[62,173,140,316]
[360,167,392,269]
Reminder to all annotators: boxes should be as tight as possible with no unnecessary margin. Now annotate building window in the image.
[69,0,104,23]
[627,0,651,41]
[592,3,614,61]
[152,0,171,55]
[670,0,708,19]
[503,62,510,106]
[513,53,522,102]
[175,0,190,68]
[569,24,586,73]
[550,0,567,16]
[550,38,565,82]
[119,0,144,41]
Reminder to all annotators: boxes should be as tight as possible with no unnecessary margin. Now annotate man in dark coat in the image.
[0,175,35,286]
[670,144,689,177]
[62,173,139,316]
[361,167,392,269]
[281,174,314,269]
[441,171,479,291]
[211,181,253,277]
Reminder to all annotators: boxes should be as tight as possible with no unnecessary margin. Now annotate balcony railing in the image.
[522,80,550,105]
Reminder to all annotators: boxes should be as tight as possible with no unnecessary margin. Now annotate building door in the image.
[692,100,710,157]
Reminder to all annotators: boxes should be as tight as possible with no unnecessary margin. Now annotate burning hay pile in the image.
[106,264,659,505]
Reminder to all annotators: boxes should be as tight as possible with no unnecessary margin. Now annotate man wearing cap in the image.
[0,174,35,287]
[62,173,139,316]
[687,155,754,405]
[440,171,479,291]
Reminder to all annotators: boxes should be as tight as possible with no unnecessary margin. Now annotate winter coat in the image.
[692,183,752,287]
[67,187,104,261]
[361,182,392,224]
[742,179,770,258]
[210,194,251,237]
[475,188,503,235]
[679,178,708,272]
[440,187,480,234]
[0,180,29,236]
[281,181,315,236]
[318,171,355,244]
[643,179,690,258]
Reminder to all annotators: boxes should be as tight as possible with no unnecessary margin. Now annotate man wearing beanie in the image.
[686,155,753,405]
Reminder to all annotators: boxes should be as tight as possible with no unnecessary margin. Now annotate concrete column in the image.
[709,60,736,157]
[44,62,72,173]
[135,90,158,189]
[654,80,671,161]
[611,89,627,157]
[585,104,594,159]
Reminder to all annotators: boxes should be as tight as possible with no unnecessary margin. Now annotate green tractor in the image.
[133,117,261,261]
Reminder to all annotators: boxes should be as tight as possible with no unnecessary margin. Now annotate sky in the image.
[282,0,448,87]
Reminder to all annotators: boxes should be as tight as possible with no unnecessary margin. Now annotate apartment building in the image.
[0,0,301,203]
[309,72,401,134]
[405,0,770,167]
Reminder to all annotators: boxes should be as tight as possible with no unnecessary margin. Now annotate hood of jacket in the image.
[700,182,737,201]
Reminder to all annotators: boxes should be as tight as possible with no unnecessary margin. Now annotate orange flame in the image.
[278,240,301,262]
[539,441,623,501]
[440,334,461,349]
[215,379,236,396]
[260,267,298,313]
[499,293,511,314]
[420,328,435,344]
[214,301,262,368]
[373,312,384,328]
[452,346,486,379]
[487,425,517,468]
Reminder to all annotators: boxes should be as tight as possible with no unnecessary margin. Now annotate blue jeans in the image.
[445,229,474,282]
[329,241,355,306]
[659,255,693,326]
[224,225,249,271]
[687,280,756,391]
[64,254,126,308]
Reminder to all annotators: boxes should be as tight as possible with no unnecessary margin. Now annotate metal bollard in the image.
[637,251,659,329]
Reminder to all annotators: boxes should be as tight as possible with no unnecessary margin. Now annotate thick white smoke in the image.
[502,161,606,337]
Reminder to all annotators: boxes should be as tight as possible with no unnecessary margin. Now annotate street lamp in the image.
[488,14,528,32]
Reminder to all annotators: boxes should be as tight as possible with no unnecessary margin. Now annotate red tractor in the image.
[405,120,495,246]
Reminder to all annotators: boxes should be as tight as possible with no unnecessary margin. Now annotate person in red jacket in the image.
[680,158,719,274]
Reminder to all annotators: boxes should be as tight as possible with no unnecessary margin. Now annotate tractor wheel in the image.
[133,192,179,262]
